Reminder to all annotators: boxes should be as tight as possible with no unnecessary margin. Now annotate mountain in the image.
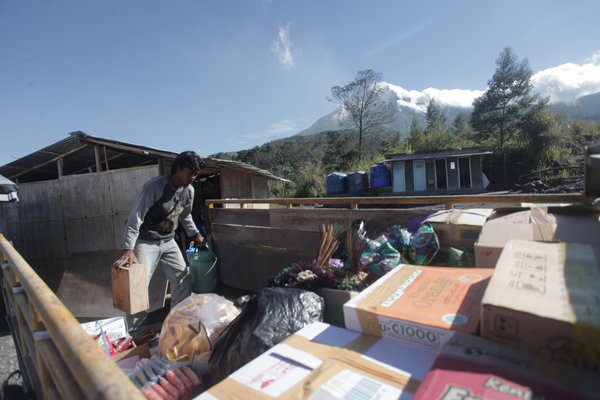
[297,82,600,138]
[550,92,600,123]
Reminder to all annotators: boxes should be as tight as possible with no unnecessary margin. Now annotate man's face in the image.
[173,166,198,187]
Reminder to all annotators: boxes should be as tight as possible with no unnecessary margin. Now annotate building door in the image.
[435,159,447,190]
[413,159,426,191]
[459,157,472,188]
[392,161,406,192]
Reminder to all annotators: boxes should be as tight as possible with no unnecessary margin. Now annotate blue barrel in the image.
[370,162,391,188]
[346,171,369,194]
[326,172,347,195]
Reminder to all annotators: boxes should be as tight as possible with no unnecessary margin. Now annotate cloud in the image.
[422,88,484,108]
[272,24,295,69]
[585,50,600,65]
[266,119,299,135]
[242,119,300,141]
[532,56,600,104]
[384,82,483,112]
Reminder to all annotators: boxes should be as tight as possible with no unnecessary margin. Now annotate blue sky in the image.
[1,0,600,166]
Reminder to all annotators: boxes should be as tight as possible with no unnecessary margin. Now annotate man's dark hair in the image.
[171,151,206,175]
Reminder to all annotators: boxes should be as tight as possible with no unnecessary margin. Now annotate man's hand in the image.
[190,233,205,248]
[112,249,138,270]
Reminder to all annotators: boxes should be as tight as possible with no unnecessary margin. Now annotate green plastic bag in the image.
[407,223,440,266]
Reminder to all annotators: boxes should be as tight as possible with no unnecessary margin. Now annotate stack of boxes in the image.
[200,205,600,399]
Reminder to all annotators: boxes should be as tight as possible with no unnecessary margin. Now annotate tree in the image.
[471,47,537,185]
[323,131,358,172]
[425,98,446,131]
[328,69,396,161]
[452,113,468,137]
[519,100,564,169]
[407,116,425,151]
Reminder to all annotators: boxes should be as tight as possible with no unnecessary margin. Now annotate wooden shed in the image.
[385,148,491,194]
[0,131,288,317]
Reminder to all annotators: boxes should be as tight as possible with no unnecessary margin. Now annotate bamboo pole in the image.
[0,234,144,400]
[36,339,86,399]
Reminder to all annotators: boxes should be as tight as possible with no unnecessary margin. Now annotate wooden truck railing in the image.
[205,192,584,210]
[204,192,588,293]
[0,234,144,400]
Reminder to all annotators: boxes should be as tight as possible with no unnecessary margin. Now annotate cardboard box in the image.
[80,316,128,342]
[315,288,358,327]
[112,342,151,363]
[486,205,599,225]
[111,263,149,314]
[475,222,543,268]
[481,239,600,371]
[198,321,437,399]
[413,332,599,400]
[424,208,493,250]
[474,206,600,268]
[343,264,492,351]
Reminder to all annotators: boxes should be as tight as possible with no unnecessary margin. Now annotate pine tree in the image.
[471,47,537,185]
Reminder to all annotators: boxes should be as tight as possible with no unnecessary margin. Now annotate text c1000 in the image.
[380,322,439,344]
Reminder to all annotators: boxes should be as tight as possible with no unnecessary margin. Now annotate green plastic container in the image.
[186,246,218,293]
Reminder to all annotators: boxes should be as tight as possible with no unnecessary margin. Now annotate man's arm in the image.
[113,180,158,269]
[179,186,204,245]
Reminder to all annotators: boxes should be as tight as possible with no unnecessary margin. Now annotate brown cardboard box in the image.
[413,332,600,400]
[111,342,150,363]
[424,208,493,250]
[474,206,600,268]
[474,223,546,268]
[481,239,600,371]
[485,205,599,225]
[343,264,492,351]
[111,263,149,314]
[198,322,437,399]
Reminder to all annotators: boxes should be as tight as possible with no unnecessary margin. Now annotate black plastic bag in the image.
[207,287,324,385]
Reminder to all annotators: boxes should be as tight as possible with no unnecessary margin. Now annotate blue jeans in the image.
[134,238,192,307]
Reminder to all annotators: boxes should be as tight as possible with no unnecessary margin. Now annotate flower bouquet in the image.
[265,222,372,292]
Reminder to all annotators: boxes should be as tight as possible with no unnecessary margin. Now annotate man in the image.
[112,151,206,309]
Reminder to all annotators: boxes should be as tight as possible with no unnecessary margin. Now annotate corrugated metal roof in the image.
[385,148,492,162]
[0,131,290,184]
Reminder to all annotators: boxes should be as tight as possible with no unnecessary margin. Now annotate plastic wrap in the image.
[208,287,324,385]
[386,225,411,254]
[407,223,440,265]
[447,246,475,268]
[360,235,402,277]
[127,356,203,399]
[158,293,240,367]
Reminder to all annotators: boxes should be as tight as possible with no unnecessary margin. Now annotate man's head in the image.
[170,151,206,187]
[171,151,206,175]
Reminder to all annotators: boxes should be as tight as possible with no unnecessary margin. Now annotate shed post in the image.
[93,146,102,172]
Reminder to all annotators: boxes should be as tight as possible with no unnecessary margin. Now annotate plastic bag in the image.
[360,236,402,277]
[158,293,240,367]
[407,223,440,265]
[386,225,411,254]
[128,356,203,398]
[447,246,475,268]
[208,287,324,385]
